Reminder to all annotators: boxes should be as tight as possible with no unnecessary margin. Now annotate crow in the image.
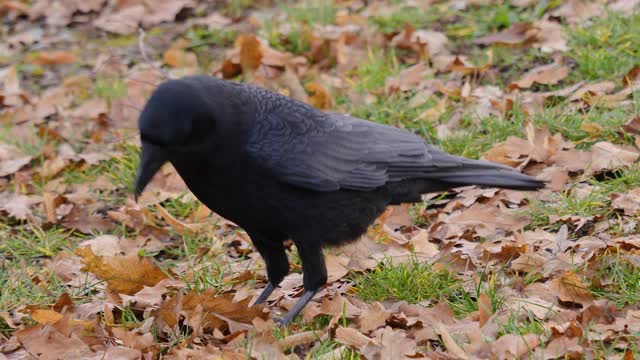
[134,75,544,325]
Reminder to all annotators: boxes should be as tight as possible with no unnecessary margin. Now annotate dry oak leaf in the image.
[93,5,146,35]
[623,116,640,135]
[305,82,332,109]
[0,143,32,177]
[15,323,96,360]
[27,51,76,66]
[473,22,538,46]
[357,302,391,333]
[612,188,640,215]
[156,290,268,331]
[0,192,42,220]
[508,60,569,90]
[361,326,419,360]
[75,246,169,294]
[443,202,531,238]
[587,142,639,176]
[488,333,540,359]
[163,48,198,68]
[141,0,194,27]
[548,271,593,307]
[335,326,376,349]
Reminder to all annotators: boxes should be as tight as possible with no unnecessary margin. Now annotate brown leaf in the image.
[385,63,431,94]
[279,330,325,349]
[237,34,263,72]
[163,48,198,68]
[0,143,32,177]
[588,142,639,176]
[508,60,569,90]
[548,271,593,307]
[325,253,350,283]
[473,22,538,46]
[612,188,640,215]
[623,116,640,135]
[93,5,145,35]
[358,302,390,333]
[478,293,492,327]
[305,82,332,109]
[111,327,157,354]
[436,323,468,359]
[623,65,640,87]
[490,333,540,359]
[0,193,42,220]
[156,290,268,331]
[154,203,207,235]
[443,202,531,238]
[361,326,418,359]
[40,148,65,172]
[16,323,95,359]
[250,332,288,360]
[335,326,374,349]
[141,0,194,27]
[75,246,169,294]
[27,51,76,66]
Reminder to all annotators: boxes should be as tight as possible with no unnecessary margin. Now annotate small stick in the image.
[137,27,171,79]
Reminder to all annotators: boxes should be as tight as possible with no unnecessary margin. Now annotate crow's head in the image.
[134,76,231,200]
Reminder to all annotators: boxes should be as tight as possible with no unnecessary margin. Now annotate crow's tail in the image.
[437,168,545,190]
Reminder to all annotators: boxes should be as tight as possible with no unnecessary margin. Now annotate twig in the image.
[138,27,171,80]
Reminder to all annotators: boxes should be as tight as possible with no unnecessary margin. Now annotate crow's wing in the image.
[245,92,524,192]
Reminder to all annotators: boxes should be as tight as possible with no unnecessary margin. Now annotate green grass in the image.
[0,225,77,260]
[352,257,461,304]
[371,5,442,34]
[352,49,403,93]
[0,225,87,312]
[497,309,547,338]
[186,27,238,49]
[225,0,253,17]
[102,143,140,193]
[263,21,312,55]
[94,77,127,102]
[532,104,637,147]
[591,254,640,308]
[594,166,640,194]
[448,271,506,317]
[527,185,611,230]
[568,12,640,80]
[287,1,338,25]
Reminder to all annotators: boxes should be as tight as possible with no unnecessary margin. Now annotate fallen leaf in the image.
[75,246,169,294]
[473,22,538,46]
[27,51,76,66]
[508,60,569,90]
[612,188,640,215]
[623,116,640,135]
[478,293,492,327]
[358,302,390,333]
[335,326,374,348]
[93,5,145,35]
[163,48,198,68]
[0,192,42,220]
[548,271,593,307]
[0,143,32,177]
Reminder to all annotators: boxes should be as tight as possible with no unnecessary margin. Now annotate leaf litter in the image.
[1,0,640,359]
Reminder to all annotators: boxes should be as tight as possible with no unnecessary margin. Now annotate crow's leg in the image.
[276,238,326,326]
[249,232,290,305]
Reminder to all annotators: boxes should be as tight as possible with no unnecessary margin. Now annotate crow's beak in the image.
[134,142,168,202]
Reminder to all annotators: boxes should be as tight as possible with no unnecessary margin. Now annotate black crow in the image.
[134,75,544,325]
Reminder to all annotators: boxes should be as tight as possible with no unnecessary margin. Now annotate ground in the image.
[1,0,640,359]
